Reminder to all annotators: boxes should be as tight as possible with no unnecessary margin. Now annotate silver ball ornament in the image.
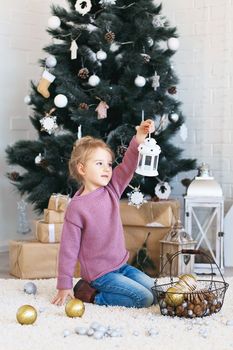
[88,74,100,87]
[45,55,57,68]
[24,282,37,295]
[169,113,179,123]
[167,37,180,51]
[48,16,61,30]
[96,50,107,61]
[147,37,154,47]
[24,95,31,105]
[54,94,68,108]
[134,75,146,87]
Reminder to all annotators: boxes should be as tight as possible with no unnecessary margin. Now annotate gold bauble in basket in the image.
[178,274,197,291]
[165,286,184,307]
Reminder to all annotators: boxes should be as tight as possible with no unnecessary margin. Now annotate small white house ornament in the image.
[135,138,161,177]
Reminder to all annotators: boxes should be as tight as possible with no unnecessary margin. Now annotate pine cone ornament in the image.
[117,145,127,157]
[168,86,177,94]
[105,31,115,43]
[39,159,49,168]
[79,102,89,110]
[78,68,89,79]
[8,171,20,181]
[141,53,151,63]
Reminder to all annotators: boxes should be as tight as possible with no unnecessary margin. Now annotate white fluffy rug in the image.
[0,277,233,350]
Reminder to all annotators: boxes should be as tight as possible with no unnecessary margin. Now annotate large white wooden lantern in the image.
[135,138,161,177]
[184,163,224,274]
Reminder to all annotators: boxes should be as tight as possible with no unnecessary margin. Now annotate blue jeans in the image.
[90,264,156,308]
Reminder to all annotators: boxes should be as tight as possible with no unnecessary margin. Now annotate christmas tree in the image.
[6,0,196,212]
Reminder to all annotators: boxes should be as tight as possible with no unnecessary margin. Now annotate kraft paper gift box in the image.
[35,220,63,243]
[44,208,65,223]
[119,199,180,277]
[120,199,179,228]
[48,194,70,212]
[9,240,80,279]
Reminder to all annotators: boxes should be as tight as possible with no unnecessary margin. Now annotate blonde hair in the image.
[69,136,115,183]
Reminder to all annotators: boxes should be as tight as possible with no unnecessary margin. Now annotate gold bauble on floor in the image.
[65,298,85,318]
[16,305,37,325]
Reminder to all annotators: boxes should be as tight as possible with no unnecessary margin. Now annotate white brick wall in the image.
[162,0,233,206]
[1,1,233,249]
[0,0,67,250]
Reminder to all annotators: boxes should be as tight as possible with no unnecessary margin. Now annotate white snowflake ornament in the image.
[127,188,147,209]
[75,0,92,16]
[151,71,160,91]
[99,0,116,5]
[154,182,171,200]
[40,115,58,134]
[152,15,166,28]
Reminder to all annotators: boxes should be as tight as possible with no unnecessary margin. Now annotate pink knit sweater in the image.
[57,136,139,289]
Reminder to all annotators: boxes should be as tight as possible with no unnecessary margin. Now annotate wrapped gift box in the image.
[120,199,180,277]
[48,194,70,212]
[34,220,63,243]
[9,240,80,279]
[120,199,179,227]
[44,209,65,223]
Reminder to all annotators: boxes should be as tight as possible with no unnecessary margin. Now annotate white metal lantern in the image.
[135,138,161,177]
[184,163,224,274]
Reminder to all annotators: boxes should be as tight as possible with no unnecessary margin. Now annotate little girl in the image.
[52,119,156,308]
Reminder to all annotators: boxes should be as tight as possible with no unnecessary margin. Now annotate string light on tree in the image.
[48,16,61,29]
[99,0,117,5]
